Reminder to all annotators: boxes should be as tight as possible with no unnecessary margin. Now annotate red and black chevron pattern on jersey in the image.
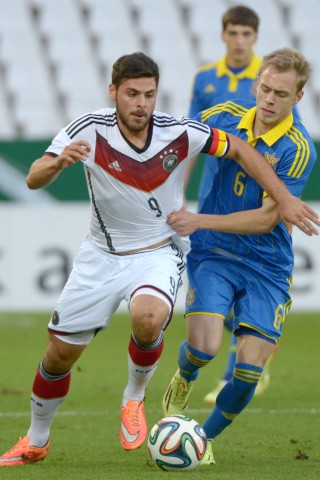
[94,131,189,191]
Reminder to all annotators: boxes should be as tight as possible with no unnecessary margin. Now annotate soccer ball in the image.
[147,414,207,471]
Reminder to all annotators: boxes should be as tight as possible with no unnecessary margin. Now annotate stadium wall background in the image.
[0,140,319,201]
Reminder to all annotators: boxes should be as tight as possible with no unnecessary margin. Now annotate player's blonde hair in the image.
[260,48,311,92]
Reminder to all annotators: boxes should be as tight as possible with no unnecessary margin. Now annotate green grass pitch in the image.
[0,311,319,479]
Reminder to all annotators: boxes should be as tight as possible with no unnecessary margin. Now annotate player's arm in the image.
[26,140,91,189]
[168,197,283,236]
[203,129,320,235]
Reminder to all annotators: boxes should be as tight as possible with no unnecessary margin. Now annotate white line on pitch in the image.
[0,408,319,418]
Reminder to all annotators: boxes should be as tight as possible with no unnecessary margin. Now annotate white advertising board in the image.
[0,203,319,312]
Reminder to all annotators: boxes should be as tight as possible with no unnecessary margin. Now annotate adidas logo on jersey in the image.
[108,160,122,171]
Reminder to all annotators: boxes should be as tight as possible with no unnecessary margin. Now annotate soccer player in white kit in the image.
[0,52,318,467]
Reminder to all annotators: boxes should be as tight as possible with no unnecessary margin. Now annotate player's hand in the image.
[167,210,200,236]
[277,196,320,236]
[56,140,91,170]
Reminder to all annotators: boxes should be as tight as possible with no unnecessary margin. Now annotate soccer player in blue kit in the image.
[188,5,261,205]
[162,48,318,465]
[186,5,270,403]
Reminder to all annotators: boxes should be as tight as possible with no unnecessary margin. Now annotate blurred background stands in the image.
[0,0,319,139]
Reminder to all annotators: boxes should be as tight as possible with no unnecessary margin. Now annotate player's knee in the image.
[131,296,169,344]
[189,337,221,357]
[44,336,85,372]
[132,311,163,344]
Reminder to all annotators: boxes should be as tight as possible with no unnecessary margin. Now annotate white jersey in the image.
[46,108,226,253]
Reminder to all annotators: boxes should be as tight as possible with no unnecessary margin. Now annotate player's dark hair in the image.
[260,48,311,92]
[111,52,160,88]
[222,5,259,32]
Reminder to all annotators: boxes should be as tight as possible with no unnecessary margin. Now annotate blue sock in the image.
[178,340,215,382]
[203,362,263,439]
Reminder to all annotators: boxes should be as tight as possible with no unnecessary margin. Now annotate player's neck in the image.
[117,120,150,150]
[117,116,153,150]
[226,52,254,70]
[252,118,272,138]
[121,129,149,149]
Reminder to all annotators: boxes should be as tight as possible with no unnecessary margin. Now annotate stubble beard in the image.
[116,106,150,134]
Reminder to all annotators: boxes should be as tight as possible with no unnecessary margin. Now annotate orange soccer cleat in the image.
[120,400,147,450]
[0,436,50,467]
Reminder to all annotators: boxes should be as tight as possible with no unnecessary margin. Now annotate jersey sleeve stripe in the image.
[286,127,310,178]
[153,114,210,134]
[66,113,117,138]
[180,117,211,133]
[201,101,248,122]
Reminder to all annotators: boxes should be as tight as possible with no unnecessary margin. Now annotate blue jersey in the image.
[188,54,261,204]
[188,55,261,117]
[192,99,317,278]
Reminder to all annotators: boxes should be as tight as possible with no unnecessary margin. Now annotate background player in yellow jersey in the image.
[188,5,261,203]
[186,5,273,404]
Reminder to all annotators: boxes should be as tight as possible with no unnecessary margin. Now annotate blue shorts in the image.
[185,250,292,343]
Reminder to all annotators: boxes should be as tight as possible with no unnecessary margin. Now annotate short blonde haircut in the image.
[260,48,311,92]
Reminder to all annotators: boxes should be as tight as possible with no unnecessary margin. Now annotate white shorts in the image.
[48,237,184,343]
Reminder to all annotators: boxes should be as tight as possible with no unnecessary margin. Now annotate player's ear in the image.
[254,75,260,89]
[294,90,304,105]
[109,83,116,101]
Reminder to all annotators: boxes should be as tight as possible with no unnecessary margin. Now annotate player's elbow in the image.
[26,174,38,190]
[26,173,47,190]
[26,175,35,189]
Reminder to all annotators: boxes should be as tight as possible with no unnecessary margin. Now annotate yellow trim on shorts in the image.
[185,312,225,319]
[239,322,279,344]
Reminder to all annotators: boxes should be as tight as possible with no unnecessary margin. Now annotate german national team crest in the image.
[162,153,179,173]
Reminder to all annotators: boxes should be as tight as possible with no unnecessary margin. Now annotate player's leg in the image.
[254,343,279,396]
[162,250,232,416]
[203,311,236,404]
[202,266,291,445]
[120,293,170,451]
[0,332,89,467]
[0,238,121,466]
[204,265,290,408]
[204,318,276,404]
[123,292,168,402]
[120,244,185,450]
[222,313,237,380]
[203,333,274,440]
[162,313,224,416]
